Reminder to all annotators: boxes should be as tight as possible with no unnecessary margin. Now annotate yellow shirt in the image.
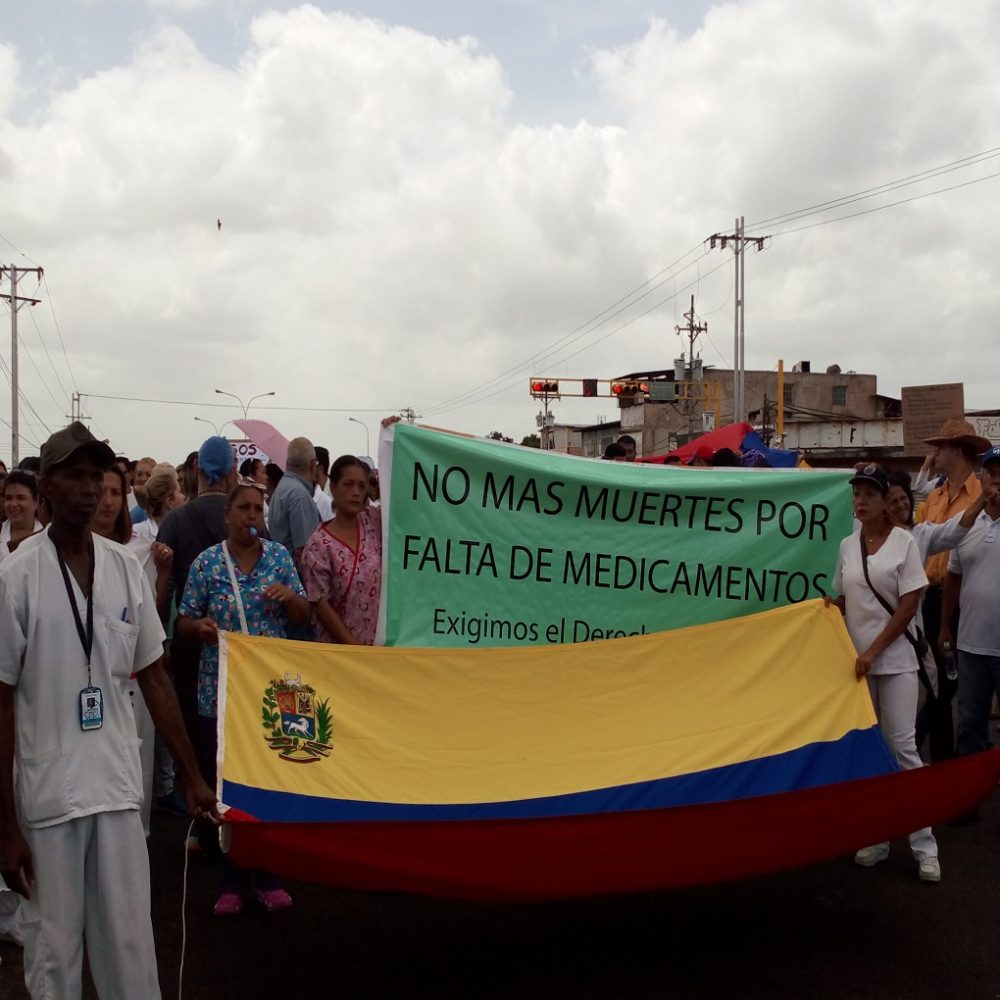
[915,472,982,586]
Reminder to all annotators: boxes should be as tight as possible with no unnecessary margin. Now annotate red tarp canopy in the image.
[640,421,753,465]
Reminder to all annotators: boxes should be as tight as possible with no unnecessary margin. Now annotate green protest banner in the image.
[378,424,853,648]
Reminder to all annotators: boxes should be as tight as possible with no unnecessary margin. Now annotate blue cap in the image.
[849,462,889,495]
[981,445,1000,466]
[198,436,234,484]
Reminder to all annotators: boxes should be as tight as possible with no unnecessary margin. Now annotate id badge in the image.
[79,686,104,731]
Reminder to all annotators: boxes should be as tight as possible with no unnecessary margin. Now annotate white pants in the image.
[0,882,18,936]
[16,809,161,1000]
[128,678,155,838]
[867,672,938,860]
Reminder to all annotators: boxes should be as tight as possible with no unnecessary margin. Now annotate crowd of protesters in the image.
[0,413,999,995]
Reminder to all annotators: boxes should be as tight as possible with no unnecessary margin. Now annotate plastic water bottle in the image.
[942,641,958,682]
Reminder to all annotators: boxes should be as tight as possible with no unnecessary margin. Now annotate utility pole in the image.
[538,397,554,450]
[675,294,707,440]
[1,264,44,466]
[707,220,767,424]
[776,359,786,446]
[67,391,89,424]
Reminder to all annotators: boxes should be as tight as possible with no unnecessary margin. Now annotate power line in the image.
[750,146,1000,230]
[420,243,709,415]
[16,338,66,415]
[6,301,71,414]
[38,275,80,394]
[81,393,398,413]
[767,169,1000,238]
[423,150,1000,420]
[0,353,52,439]
[1,299,65,417]
[0,229,40,265]
[784,401,865,421]
[552,257,731,369]
[0,410,40,450]
[0,240,81,396]
[422,246,708,415]
[426,256,732,418]
[1,266,52,462]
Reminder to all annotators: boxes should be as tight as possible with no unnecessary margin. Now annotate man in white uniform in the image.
[0,422,217,999]
[942,448,1000,756]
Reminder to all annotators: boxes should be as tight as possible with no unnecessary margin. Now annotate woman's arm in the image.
[939,571,962,652]
[311,598,357,645]
[153,542,174,618]
[175,614,218,645]
[913,452,937,498]
[263,583,312,625]
[921,488,988,556]
[298,538,356,642]
[175,556,216,643]
[823,594,846,615]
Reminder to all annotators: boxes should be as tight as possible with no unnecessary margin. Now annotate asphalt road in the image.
[3,789,1000,1000]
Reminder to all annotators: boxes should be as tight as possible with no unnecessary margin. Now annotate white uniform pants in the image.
[16,809,161,1000]
[0,881,18,936]
[867,672,938,860]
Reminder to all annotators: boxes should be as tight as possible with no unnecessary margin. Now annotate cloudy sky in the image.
[1,0,998,465]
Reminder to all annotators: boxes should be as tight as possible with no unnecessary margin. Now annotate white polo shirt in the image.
[0,529,165,828]
[314,483,334,522]
[947,510,1000,657]
[833,527,928,675]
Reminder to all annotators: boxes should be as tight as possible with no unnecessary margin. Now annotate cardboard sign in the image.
[901,383,965,454]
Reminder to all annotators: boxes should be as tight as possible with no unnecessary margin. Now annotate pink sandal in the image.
[213,891,244,917]
[254,887,293,912]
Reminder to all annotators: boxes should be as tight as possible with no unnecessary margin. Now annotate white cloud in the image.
[0,41,18,120]
[2,1,999,464]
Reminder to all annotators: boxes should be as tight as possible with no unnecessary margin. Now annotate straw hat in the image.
[923,418,992,453]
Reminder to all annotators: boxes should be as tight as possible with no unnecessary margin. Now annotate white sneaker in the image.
[854,843,890,867]
[918,857,941,882]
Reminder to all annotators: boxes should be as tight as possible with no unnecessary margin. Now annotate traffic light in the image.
[582,378,598,397]
[611,379,649,399]
[529,379,560,398]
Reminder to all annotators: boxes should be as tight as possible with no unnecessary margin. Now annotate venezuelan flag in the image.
[218,600,894,823]
[218,600,1000,899]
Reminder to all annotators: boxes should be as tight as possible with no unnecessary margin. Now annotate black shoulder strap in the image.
[859,532,920,651]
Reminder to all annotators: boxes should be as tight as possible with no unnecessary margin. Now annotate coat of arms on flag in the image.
[261,673,334,763]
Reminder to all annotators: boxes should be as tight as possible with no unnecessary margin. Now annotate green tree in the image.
[520,434,541,448]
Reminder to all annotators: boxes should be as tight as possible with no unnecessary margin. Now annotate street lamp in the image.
[194,417,239,437]
[194,416,220,435]
[214,388,276,419]
[348,417,371,456]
